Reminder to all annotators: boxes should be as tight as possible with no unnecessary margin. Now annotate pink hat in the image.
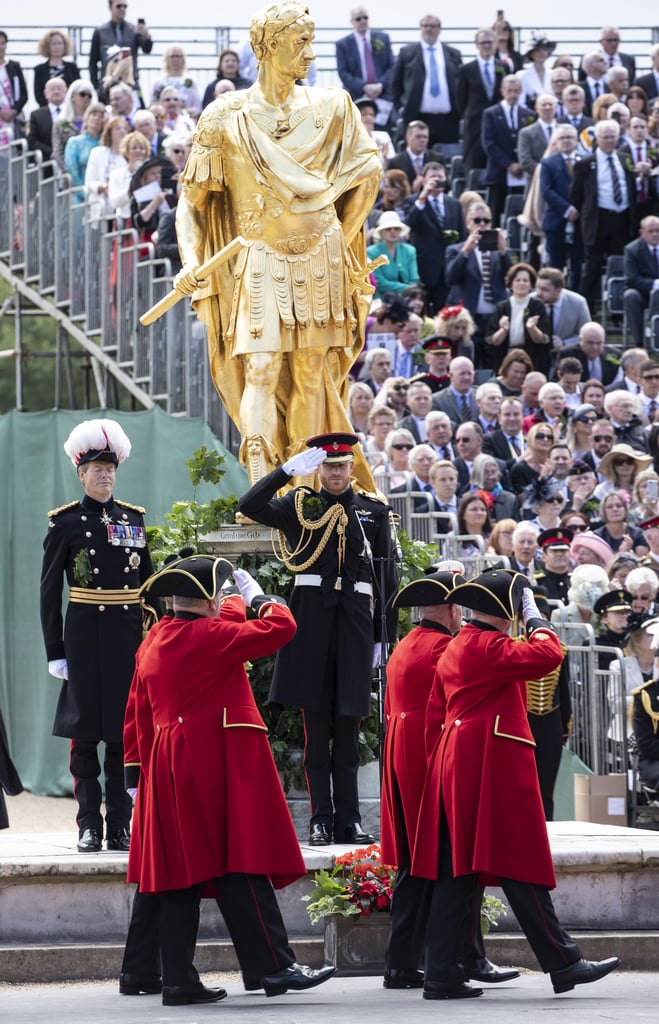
[570,531,615,570]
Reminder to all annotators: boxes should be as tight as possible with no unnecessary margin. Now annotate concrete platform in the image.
[1,818,659,982]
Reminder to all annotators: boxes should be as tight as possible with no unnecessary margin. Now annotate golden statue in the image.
[172,3,382,487]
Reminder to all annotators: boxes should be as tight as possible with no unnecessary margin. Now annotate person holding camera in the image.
[89,2,152,93]
[485,262,552,374]
[404,162,465,314]
[444,200,512,369]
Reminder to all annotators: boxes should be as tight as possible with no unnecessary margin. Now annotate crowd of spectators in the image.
[4,11,659,789]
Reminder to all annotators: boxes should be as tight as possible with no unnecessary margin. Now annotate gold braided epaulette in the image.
[631,678,657,696]
[353,486,388,504]
[115,499,146,514]
[48,500,80,518]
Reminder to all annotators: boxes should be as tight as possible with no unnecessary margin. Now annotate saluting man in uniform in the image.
[40,419,153,853]
[238,432,399,846]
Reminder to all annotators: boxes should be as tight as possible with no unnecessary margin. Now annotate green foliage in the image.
[147,445,238,565]
[302,868,362,924]
[480,894,508,935]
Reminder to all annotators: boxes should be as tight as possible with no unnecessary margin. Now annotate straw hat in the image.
[597,444,652,482]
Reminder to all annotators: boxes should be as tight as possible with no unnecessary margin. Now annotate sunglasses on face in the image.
[569,523,589,531]
[392,384,409,393]
[78,92,92,98]
[171,148,184,154]
[472,217,492,225]
[613,458,634,466]
[578,416,597,424]
[593,435,613,442]
[535,432,554,441]
[644,375,659,381]
[547,496,565,504]
[391,443,414,450]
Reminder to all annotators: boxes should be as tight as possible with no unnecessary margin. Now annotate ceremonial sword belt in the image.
[69,587,142,607]
[293,574,373,596]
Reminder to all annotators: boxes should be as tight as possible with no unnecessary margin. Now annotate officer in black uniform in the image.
[40,419,153,853]
[534,528,574,604]
[593,588,633,670]
[238,433,399,846]
[409,335,453,393]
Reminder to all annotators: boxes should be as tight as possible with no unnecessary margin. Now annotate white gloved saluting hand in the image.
[233,567,264,606]
[282,447,327,477]
[521,587,542,624]
[48,659,69,680]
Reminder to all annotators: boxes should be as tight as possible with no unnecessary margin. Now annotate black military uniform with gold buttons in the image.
[39,420,153,852]
[533,527,574,605]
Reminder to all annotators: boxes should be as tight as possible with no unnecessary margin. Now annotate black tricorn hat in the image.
[392,570,466,609]
[447,568,528,620]
[141,554,233,600]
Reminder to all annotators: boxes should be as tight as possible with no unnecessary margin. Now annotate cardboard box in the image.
[573,774,628,827]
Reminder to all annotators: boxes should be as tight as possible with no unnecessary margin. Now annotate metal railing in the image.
[0,139,239,453]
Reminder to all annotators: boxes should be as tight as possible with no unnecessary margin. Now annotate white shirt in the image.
[353,30,373,81]
[420,43,451,115]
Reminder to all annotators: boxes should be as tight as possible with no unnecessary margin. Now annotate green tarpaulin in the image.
[0,407,248,795]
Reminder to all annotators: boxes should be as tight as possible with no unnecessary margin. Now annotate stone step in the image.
[1,932,657,985]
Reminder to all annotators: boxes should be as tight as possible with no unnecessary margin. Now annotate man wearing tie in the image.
[335,8,394,119]
[457,28,505,175]
[580,52,609,116]
[561,322,621,387]
[569,120,636,314]
[386,120,436,190]
[481,75,534,227]
[404,162,465,313]
[540,124,583,291]
[28,77,67,163]
[483,397,525,463]
[619,116,658,231]
[623,216,659,346]
[394,316,423,379]
[557,84,594,133]
[391,15,462,147]
[635,44,659,103]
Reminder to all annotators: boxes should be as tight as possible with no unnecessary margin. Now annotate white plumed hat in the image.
[64,419,132,467]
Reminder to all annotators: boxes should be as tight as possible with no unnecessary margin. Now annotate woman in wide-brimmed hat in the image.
[517,35,556,108]
[594,443,652,502]
[367,210,420,299]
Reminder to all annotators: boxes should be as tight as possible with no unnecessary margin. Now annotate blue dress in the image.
[366,240,419,299]
[64,132,101,198]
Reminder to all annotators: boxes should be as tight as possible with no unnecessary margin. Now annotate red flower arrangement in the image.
[303,843,397,923]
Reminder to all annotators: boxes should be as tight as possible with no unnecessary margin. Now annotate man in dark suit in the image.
[519,94,558,186]
[89,0,153,91]
[390,443,441,512]
[335,7,394,123]
[457,28,506,175]
[557,84,594,134]
[398,381,433,443]
[597,26,636,84]
[387,120,442,190]
[444,200,512,364]
[431,356,478,423]
[481,75,534,226]
[28,76,67,163]
[580,52,609,117]
[619,116,659,231]
[403,161,465,312]
[635,45,659,103]
[569,119,636,313]
[391,15,462,146]
[624,216,659,346]
[482,397,525,463]
[540,124,583,291]
[560,322,621,387]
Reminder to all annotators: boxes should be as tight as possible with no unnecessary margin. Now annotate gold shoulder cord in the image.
[274,491,348,574]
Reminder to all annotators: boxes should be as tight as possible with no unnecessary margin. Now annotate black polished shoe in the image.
[551,957,620,994]
[107,828,131,852]
[262,962,336,998]
[119,972,162,995]
[423,981,483,1000]
[308,823,332,846]
[162,983,227,1006]
[464,957,520,984]
[383,968,424,989]
[77,828,102,853]
[337,823,374,845]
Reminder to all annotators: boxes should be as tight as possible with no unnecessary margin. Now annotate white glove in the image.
[233,567,264,606]
[372,643,382,668]
[282,447,327,477]
[127,787,137,803]
[521,588,542,624]
[48,659,68,680]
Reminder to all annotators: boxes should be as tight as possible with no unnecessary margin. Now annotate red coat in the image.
[413,622,563,889]
[380,622,452,866]
[124,597,305,893]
